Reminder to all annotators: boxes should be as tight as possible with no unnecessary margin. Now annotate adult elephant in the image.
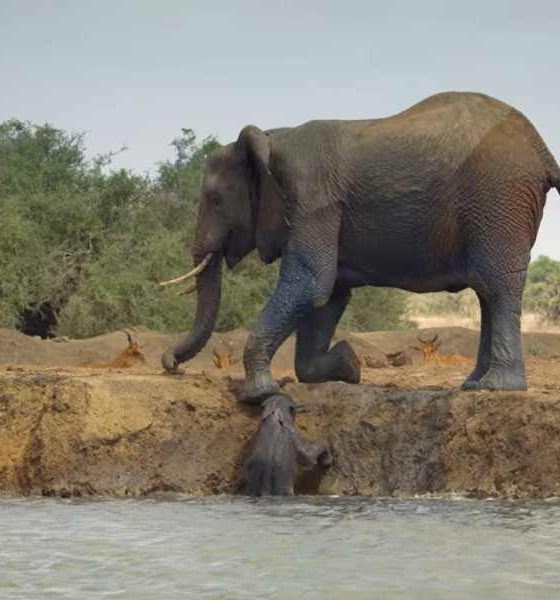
[161,92,560,402]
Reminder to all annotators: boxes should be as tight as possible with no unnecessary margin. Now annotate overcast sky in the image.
[1,0,559,258]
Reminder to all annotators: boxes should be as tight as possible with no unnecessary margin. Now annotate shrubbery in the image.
[0,120,410,338]
[408,256,560,326]
[5,118,559,337]
[524,255,560,324]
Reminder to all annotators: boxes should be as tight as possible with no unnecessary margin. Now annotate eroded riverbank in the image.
[1,361,559,499]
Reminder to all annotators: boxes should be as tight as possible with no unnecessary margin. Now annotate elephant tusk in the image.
[159,254,213,287]
[177,284,197,297]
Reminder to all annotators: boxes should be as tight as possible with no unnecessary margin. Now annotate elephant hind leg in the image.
[295,286,360,384]
[463,292,492,384]
[462,268,527,391]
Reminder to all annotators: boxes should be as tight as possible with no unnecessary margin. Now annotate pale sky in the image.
[1,0,559,258]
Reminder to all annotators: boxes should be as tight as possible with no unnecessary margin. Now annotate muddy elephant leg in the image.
[295,286,360,384]
[463,292,492,384]
[243,253,334,403]
[462,273,527,391]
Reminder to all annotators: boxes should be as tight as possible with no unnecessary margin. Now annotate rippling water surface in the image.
[0,496,559,599]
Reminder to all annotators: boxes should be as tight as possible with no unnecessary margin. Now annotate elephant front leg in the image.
[295,286,360,385]
[243,253,334,403]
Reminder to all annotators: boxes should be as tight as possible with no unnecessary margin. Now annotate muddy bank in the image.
[1,365,559,499]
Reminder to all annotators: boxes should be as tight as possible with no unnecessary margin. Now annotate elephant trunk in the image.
[161,254,222,372]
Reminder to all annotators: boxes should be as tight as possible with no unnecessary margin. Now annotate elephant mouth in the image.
[225,252,243,269]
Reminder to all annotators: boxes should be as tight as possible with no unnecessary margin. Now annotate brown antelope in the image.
[413,333,471,366]
[213,338,233,369]
[84,330,146,369]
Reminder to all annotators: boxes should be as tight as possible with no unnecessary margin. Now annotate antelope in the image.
[413,333,472,366]
[213,338,233,369]
[84,330,146,369]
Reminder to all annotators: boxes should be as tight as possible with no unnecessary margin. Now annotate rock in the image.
[334,333,389,369]
[386,350,414,367]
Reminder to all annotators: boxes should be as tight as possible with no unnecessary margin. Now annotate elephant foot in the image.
[242,372,280,404]
[461,365,527,391]
[331,341,361,384]
[296,341,361,385]
[463,365,490,386]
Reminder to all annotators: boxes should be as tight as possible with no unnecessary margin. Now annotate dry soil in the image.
[0,326,559,499]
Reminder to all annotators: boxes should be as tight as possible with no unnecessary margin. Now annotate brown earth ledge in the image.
[0,366,559,499]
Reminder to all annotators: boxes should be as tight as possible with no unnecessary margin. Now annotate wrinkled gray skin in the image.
[241,394,331,496]
[162,92,560,401]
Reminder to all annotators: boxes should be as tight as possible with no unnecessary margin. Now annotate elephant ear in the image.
[236,125,288,263]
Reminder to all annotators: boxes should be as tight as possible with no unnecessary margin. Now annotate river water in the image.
[0,496,559,599]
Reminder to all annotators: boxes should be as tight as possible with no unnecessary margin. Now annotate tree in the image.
[524,255,560,323]
[341,287,412,331]
[0,118,412,338]
[0,120,86,195]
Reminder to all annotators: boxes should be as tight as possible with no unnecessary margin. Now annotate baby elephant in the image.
[242,394,332,496]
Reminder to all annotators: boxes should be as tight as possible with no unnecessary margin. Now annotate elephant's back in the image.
[395,91,511,115]
[388,91,517,129]
[373,92,543,162]
[341,91,547,188]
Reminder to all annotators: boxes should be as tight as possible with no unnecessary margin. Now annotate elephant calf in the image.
[241,394,331,496]
[162,91,560,400]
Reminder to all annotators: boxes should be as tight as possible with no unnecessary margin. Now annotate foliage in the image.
[407,256,560,326]
[0,119,410,338]
[341,287,413,331]
[407,289,478,319]
[523,256,560,324]
[526,255,560,285]
[4,117,559,338]
[0,120,86,195]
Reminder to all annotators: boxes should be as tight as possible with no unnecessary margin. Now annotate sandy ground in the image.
[410,311,560,334]
[0,326,559,499]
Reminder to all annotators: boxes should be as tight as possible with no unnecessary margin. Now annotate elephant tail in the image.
[549,157,560,194]
[553,170,560,195]
[532,128,560,194]
[542,144,560,194]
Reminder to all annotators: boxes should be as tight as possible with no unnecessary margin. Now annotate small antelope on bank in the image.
[413,333,472,366]
[213,338,234,369]
[84,330,146,369]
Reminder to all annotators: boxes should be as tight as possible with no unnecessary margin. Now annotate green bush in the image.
[407,288,478,318]
[523,255,560,321]
[0,119,413,338]
[521,256,560,324]
[341,287,412,331]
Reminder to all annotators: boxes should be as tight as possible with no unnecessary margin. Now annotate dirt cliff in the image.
[0,323,559,499]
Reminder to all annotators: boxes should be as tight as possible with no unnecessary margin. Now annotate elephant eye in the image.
[209,193,222,207]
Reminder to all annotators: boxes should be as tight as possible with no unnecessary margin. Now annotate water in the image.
[0,497,559,599]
